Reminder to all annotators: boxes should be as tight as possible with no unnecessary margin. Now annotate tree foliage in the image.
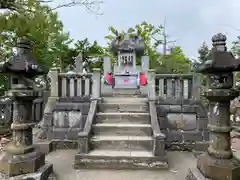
[0,0,103,14]
[198,41,210,63]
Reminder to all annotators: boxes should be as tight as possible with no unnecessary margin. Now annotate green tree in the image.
[198,41,210,63]
[64,38,106,72]
[157,46,190,73]
[0,1,72,93]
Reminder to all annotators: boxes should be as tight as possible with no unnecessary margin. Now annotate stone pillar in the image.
[0,78,46,177]
[186,33,240,180]
[147,69,156,101]
[49,67,59,98]
[92,68,101,99]
[192,73,201,100]
[141,56,149,74]
[75,53,83,73]
[103,56,111,75]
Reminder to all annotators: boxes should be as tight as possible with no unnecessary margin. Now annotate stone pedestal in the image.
[0,86,46,177]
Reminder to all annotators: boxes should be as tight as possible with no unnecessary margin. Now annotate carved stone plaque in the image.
[167,113,197,131]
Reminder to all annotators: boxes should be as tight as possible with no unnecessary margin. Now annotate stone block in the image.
[52,128,66,140]
[167,113,197,131]
[182,105,196,113]
[197,153,240,180]
[169,105,182,112]
[164,130,183,142]
[156,105,168,117]
[183,131,203,142]
[34,140,53,154]
[0,151,45,177]
[78,137,89,154]
[153,136,166,156]
[202,131,209,141]
[51,140,78,150]
[7,164,53,180]
[197,118,208,130]
[158,117,167,129]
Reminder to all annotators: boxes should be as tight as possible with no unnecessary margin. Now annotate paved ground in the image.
[46,150,196,180]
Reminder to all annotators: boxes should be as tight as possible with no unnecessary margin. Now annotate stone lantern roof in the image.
[198,33,240,73]
[0,39,45,77]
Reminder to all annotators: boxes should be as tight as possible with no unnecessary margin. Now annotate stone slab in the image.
[92,123,152,136]
[0,164,53,180]
[91,135,153,151]
[96,112,150,123]
[74,149,168,170]
[99,103,148,113]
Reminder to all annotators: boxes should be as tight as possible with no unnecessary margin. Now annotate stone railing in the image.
[147,70,200,100]
[58,73,92,98]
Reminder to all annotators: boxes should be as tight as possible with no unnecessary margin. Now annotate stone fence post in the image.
[192,73,201,100]
[49,67,59,98]
[147,69,156,101]
[91,68,101,100]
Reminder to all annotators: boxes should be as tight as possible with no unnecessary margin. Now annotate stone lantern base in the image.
[186,153,240,180]
[0,150,48,177]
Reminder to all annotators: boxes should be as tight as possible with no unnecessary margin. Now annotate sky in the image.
[54,0,240,59]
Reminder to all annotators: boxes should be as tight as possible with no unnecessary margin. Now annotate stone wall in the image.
[156,99,208,151]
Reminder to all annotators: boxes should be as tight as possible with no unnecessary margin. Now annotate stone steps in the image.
[74,149,168,170]
[96,112,150,124]
[91,135,153,151]
[92,123,152,136]
[74,96,168,170]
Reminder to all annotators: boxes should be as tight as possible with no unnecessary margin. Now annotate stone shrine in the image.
[186,34,240,180]
[102,34,149,95]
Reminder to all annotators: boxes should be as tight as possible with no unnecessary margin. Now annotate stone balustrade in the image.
[58,73,92,98]
[155,73,200,100]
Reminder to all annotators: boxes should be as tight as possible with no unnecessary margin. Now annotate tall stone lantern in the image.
[0,39,51,177]
[186,34,240,180]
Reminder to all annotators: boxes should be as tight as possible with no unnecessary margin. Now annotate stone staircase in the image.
[75,94,168,169]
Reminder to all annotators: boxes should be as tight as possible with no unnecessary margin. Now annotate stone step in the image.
[99,103,148,113]
[96,112,150,124]
[74,149,168,170]
[108,89,147,97]
[92,123,152,136]
[103,97,148,104]
[91,135,153,151]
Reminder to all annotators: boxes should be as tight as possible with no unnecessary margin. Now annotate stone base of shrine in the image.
[186,167,210,180]
[0,150,47,177]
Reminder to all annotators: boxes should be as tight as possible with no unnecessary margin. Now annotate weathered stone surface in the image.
[92,123,152,136]
[197,153,240,180]
[74,149,168,170]
[91,135,153,151]
[0,151,45,177]
[0,164,53,180]
[156,99,208,151]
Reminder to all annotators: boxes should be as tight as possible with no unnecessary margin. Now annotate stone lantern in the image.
[186,33,240,180]
[0,39,52,177]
